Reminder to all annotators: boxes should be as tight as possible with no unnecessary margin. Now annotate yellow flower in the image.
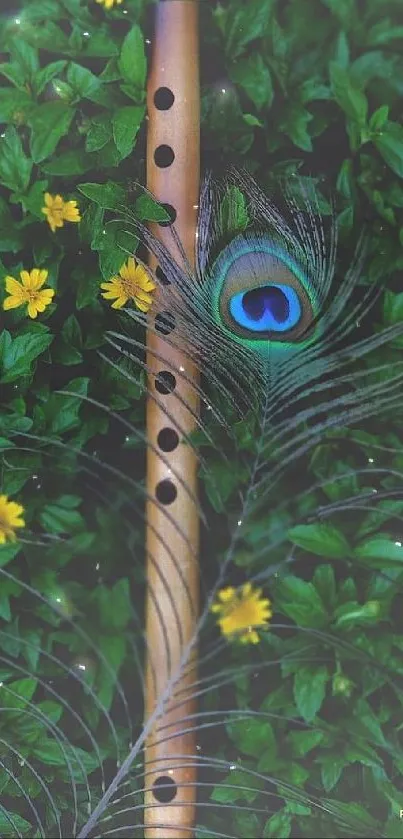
[211,582,272,644]
[42,193,81,233]
[100,257,156,311]
[3,269,55,319]
[96,0,123,8]
[0,495,25,545]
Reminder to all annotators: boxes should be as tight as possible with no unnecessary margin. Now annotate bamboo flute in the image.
[144,1,200,836]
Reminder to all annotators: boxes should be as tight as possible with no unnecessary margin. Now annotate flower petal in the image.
[3,295,25,310]
[5,276,23,295]
[20,270,32,288]
[111,296,127,309]
[27,302,39,319]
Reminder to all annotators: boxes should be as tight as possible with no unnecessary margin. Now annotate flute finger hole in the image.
[152,775,177,803]
[158,427,179,452]
[155,311,176,335]
[154,144,175,168]
[156,479,177,505]
[159,203,177,226]
[155,371,176,395]
[156,265,170,286]
[154,86,175,110]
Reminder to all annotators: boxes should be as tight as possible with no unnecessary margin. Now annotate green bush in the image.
[0,0,403,836]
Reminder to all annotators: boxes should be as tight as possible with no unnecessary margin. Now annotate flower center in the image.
[121,278,142,297]
[27,289,40,302]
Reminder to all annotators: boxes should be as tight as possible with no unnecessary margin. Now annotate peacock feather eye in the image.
[209,235,320,353]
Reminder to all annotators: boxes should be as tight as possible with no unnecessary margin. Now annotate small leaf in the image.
[288,523,350,558]
[118,25,146,92]
[293,666,329,722]
[0,126,33,192]
[369,104,389,132]
[67,62,101,100]
[112,105,145,158]
[42,149,94,175]
[329,63,368,126]
[135,193,170,222]
[275,575,328,628]
[320,755,344,791]
[374,121,403,179]
[263,809,292,839]
[28,101,75,164]
[288,729,324,757]
[78,180,126,210]
[0,330,53,383]
[227,718,276,759]
[229,54,273,110]
[85,115,113,153]
[354,537,403,567]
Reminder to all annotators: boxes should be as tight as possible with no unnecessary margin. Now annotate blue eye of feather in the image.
[229,284,302,333]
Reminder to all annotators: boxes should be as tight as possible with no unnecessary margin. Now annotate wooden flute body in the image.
[144,1,200,836]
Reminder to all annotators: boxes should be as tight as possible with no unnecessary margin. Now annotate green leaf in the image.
[293,666,329,722]
[118,25,146,91]
[0,810,32,837]
[227,718,276,759]
[28,101,75,164]
[1,677,37,711]
[74,269,102,314]
[354,537,403,567]
[0,88,33,123]
[211,768,264,804]
[42,149,94,175]
[96,221,138,280]
[40,503,85,534]
[229,54,273,110]
[78,180,126,210]
[9,38,39,82]
[288,729,324,757]
[0,62,27,89]
[53,314,83,365]
[288,523,350,559]
[0,330,53,383]
[369,104,389,133]
[203,461,247,513]
[91,579,132,632]
[214,0,273,59]
[263,810,292,839]
[374,121,403,179]
[329,63,368,127]
[0,543,21,568]
[135,193,170,222]
[280,105,313,152]
[332,600,381,630]
[66,62,101,100]
[95,634,127,710]
[112,105,145,158]
[85,114,113,153]
[0,197,24,252]
[312,564,337,609]
[43,377,89,435]
[32,740,100,780]
[0,126,33,192]
[33,60,67,96]
[320,755,344,791]
[275,575,328,628]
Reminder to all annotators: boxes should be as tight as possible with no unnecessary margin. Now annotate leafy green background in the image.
[0,0,403,836]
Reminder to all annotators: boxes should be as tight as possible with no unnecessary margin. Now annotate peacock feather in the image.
[2,172,403,839]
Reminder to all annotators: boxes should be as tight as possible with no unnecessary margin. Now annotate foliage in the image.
[0,0,402,837]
